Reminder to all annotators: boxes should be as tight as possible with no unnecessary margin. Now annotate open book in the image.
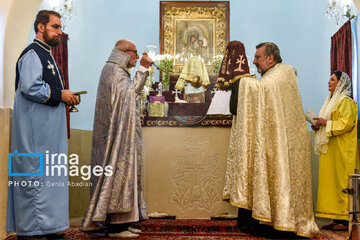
[206,91,231,115]
[305,109,317,126]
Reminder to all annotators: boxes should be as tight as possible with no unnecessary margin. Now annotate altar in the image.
[138,1,231,128]
[67,73,237,219]
[142,75,232,127]
[67,126,237,219]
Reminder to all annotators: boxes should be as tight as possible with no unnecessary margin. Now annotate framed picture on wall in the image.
[160,1,229,76]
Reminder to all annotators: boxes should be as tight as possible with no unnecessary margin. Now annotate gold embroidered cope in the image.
[223,64,319,238]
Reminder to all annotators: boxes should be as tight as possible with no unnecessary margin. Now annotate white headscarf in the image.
[314,71,352,155]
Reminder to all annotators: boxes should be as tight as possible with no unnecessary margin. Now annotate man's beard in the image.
[43,30,60,47]
[128,60,137,68]
[255,65,263,74]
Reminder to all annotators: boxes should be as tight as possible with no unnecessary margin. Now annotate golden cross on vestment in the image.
[226,58,231,75]
[234,55,246,72]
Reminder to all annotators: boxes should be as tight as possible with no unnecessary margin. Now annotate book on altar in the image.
[206,91,231,115]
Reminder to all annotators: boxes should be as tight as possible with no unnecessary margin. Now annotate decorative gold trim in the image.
[200,119,232,126]
[226,198,320,238]
[215,74,256,90]
[142,117,232,127]
[161,4,228,76]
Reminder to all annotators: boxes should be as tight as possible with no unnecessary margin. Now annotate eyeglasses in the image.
[50,24,63,31]
[125,49,138,55]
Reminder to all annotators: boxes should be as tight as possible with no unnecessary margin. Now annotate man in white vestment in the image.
[223,42,319,238]
[81,39,152,238]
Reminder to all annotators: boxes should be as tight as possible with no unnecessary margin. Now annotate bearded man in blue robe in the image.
[6,10,79,240]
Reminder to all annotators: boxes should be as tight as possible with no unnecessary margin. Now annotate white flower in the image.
[155,54,164,61]
[213,55,224,60]
[163,54,174,60]
[155,54,174,61]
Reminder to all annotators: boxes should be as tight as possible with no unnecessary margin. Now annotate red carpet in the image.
[5,219,344,239]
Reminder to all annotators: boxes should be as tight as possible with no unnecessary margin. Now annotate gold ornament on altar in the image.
[138,45,158,117]
[148,102,166,117]
[145,45,157,87]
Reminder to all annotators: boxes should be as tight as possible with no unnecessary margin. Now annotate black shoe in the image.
[42,233,65,239]
[263,227,304,239]
[237,208,260,233]
[17,236,48,240]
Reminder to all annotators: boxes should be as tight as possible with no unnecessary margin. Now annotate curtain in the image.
[52,33,70,138]
[331,20,352,97]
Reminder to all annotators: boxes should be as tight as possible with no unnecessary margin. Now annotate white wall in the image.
[64,0,356,130]
[0,0,14,107]
[63,0,160,130]
[230,0,342,115]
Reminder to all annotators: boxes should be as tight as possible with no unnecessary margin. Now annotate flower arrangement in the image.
[155,54,174,72]
[155,54,174,90]
[213,55,224,75]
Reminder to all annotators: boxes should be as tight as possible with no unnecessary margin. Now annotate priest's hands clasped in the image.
[61,89,80,106]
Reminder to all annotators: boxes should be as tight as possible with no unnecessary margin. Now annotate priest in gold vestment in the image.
[222,42,319,238]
